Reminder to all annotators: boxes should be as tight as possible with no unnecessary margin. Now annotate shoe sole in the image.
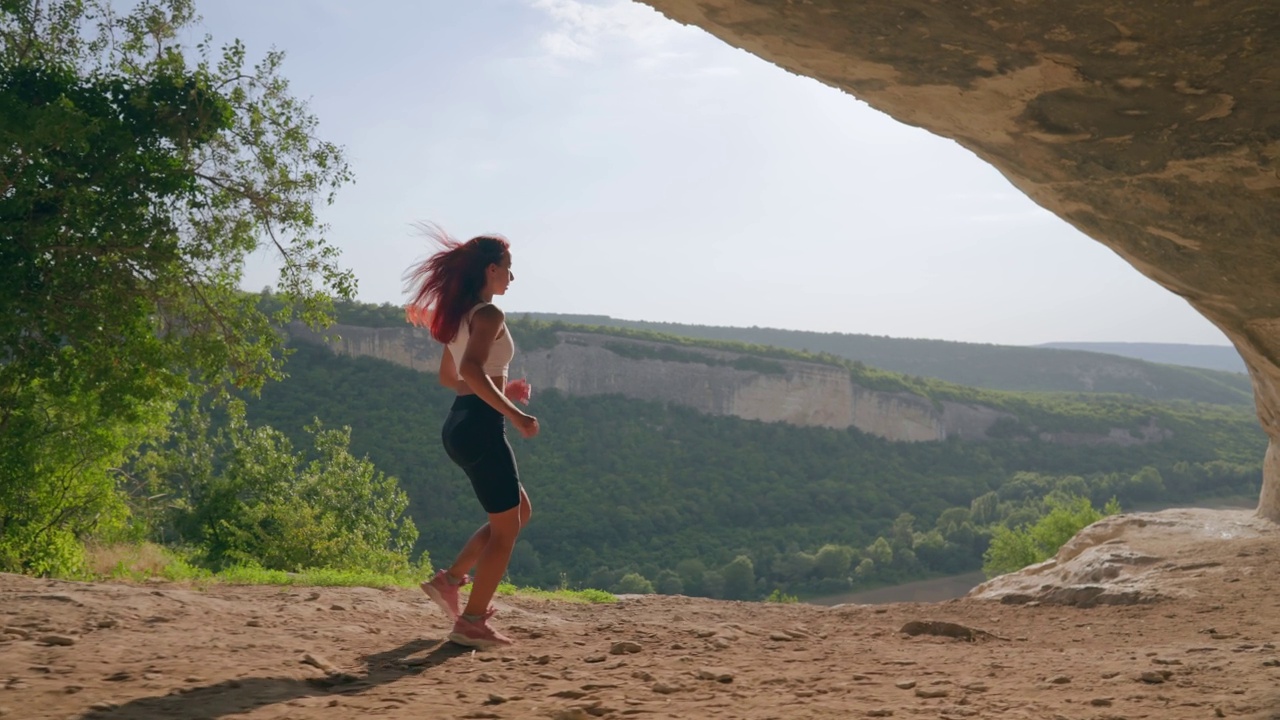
[447,631,511,649]
[420,582,459,620]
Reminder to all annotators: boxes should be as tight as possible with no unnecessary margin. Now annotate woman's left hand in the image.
[505,378,532,406]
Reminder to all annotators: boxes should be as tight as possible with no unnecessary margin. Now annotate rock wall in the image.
[290,323,1138,446]
[636,0,1280,521]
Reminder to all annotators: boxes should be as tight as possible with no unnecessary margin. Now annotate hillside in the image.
[508,311,1254,406]
[246,330,1265,599]
[1039,341,1247,374]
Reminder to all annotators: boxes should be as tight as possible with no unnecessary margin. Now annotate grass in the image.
[81,542,616,603]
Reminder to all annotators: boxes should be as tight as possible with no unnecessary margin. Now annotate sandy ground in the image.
[2,512,1279,720]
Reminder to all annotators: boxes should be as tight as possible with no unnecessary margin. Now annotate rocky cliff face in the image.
[633,1,1280,517]
[289,323,1160,446]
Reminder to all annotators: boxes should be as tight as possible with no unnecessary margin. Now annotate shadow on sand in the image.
[79,637,473,719]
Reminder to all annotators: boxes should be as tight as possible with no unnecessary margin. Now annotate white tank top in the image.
[446,302,515,377]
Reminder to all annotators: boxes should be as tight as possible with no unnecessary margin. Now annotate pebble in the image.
[38,634,76,646]
[609,641,642,655]
[696,667,734,683]
[895,680,917,690]
[301,653,339,674]
[915,687,949,698]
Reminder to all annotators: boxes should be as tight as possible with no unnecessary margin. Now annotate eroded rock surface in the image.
[638,0,1280,520]
[970,508,1279,606]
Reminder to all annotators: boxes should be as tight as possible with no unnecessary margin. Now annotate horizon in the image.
[333,299,1240,350]
[194,0,1233,348]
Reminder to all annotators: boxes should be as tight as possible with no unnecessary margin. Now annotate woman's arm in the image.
[438,347,468,393]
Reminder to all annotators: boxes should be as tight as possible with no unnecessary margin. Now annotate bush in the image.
[982,495,1120,578]
[613,572,655,594]
[141,404,419,574]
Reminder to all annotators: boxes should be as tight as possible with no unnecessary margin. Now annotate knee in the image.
[488,509,522,544]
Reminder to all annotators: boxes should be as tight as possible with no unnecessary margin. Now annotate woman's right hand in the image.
[511,412,540,439]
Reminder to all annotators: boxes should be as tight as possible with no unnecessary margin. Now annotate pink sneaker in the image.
[448,609,512,649]
[420,570,468,619]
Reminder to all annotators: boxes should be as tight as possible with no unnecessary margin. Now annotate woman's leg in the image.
[462,487,532,617]
[446,524,490,581]
[447,487,531,581]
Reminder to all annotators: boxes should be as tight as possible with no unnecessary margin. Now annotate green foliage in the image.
[654,568,684,595]
[0,0,353,573]
[135,402,418,573]
[982,495,1121,578]
[813,544,855,579]
[0,379,171,576]
[495,581,617,604]
[243,339,1264,600]
[614,572,656,594]
[599,341,787,375]
[765,588,800,604]
[721,555,756,600]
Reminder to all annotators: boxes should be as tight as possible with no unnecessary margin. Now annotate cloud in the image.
[529,0,698,65]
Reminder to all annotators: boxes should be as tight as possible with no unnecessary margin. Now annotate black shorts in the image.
[441,394,522,514]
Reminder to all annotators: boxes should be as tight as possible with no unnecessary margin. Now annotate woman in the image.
[404,227,538,649]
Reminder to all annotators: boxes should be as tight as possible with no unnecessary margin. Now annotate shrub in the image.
[982,495,1120,578]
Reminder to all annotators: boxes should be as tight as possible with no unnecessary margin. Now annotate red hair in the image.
[403,224,510,343]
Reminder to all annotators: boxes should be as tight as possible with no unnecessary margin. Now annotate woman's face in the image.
[488,252,514,295]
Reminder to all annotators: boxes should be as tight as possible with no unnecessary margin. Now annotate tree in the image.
[721,555,756,600]
[614,572,655,595]
[969,492,998,525]
[890,513,916,551]
[654,569,684,595]
[676,558,707,596]
[0,0,354,573]
[1125,466,1165,501]
[813,544,854,579]
[866,537,893,566]
[983,495,1120,578]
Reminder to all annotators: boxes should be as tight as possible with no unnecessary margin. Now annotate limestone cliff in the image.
[289,323,1160,446]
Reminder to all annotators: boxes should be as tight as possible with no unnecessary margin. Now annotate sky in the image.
[190,0,1231,347]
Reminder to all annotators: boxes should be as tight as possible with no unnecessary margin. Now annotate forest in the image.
[243,322,1265,600]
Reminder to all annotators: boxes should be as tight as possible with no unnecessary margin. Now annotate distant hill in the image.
[513,313,1254,406]
[1037,342,1246,374]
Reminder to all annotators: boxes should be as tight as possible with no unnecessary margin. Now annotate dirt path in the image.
[2,522,1278,719]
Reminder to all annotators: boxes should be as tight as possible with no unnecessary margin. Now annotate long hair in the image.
[403,224,510,344]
